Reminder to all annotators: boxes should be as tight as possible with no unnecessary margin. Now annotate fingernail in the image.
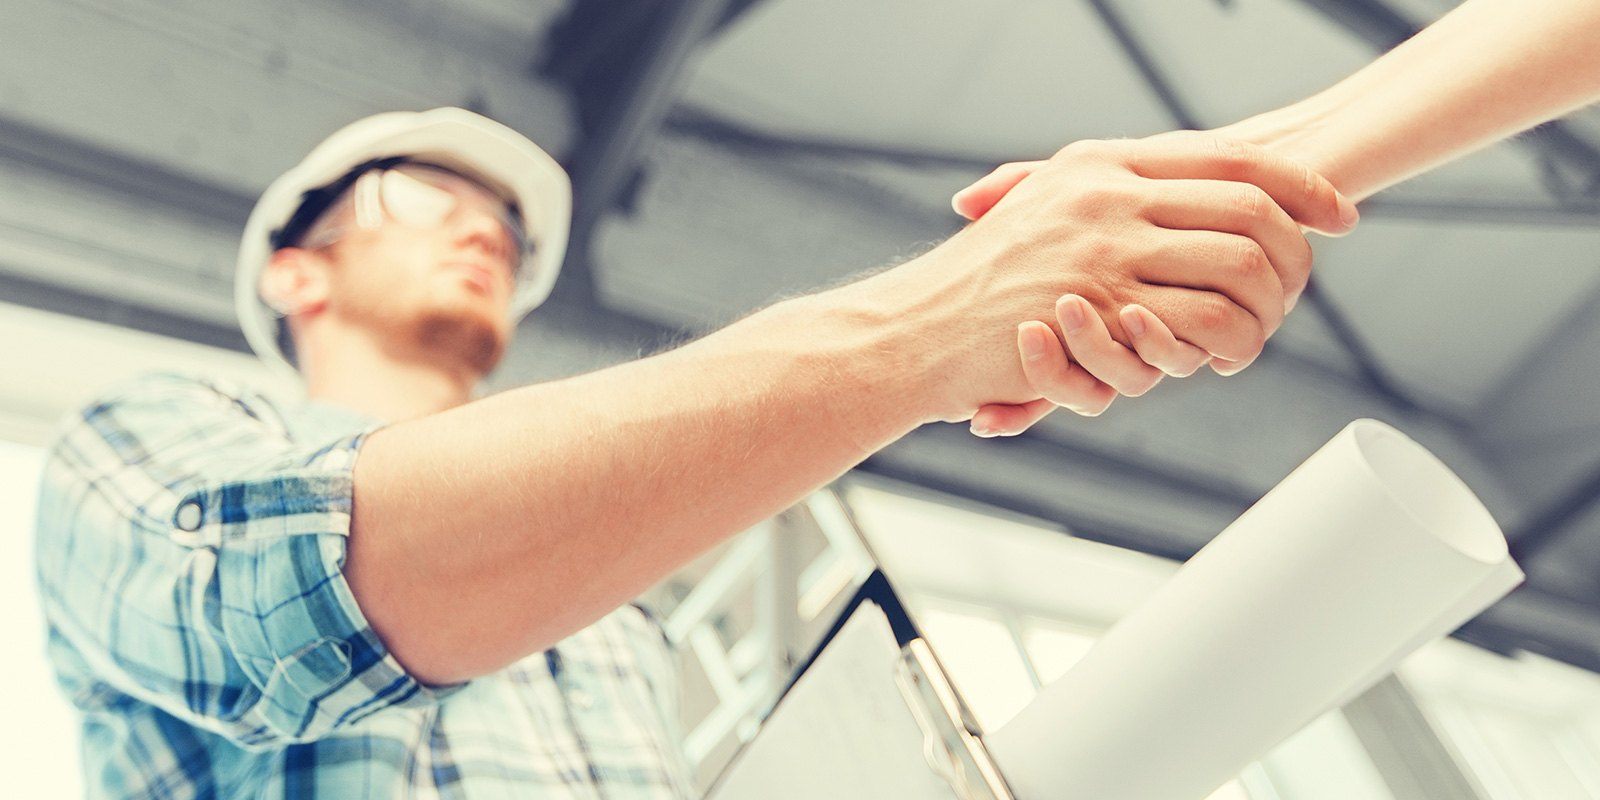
[970,423,997,437]
[1060,295,1087,332]
[1214,358,1250,376]
[1337,192,1360,229]
[1122,306,1147,337]
[1019,323,1047,361]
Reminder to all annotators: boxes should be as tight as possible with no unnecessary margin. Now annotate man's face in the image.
[289,165,525,375]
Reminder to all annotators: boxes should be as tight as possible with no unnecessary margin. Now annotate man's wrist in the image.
[781,256,968,439]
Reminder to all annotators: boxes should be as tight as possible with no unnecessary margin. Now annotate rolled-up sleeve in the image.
[36,373,458,746]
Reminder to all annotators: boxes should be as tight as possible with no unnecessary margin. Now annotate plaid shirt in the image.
[35,372,695,799]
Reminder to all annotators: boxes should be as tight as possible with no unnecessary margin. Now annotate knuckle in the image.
[1195,294,1236,329]
[1125,184,1160,218]
[996,160,1035,183]
[1300,163,1321,204]
[1057,138,1111,163]
[1067,183,1131,218]
[1074,231,1121,263]
[1299,164,1337,215]
[1210,137,1254,175]
[1236,185,1272,223]
[1229,238,1269,280]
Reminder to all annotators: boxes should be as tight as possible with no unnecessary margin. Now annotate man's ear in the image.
[260,248,332,318]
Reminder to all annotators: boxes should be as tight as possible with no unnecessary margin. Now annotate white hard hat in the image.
[234,107,571,378]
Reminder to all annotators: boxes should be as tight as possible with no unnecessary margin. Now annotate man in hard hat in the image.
[34,108,1354,797]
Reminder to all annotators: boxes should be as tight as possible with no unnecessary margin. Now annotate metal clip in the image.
[894,638,1016,800]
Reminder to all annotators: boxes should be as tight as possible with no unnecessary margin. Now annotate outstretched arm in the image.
[1220,0,1600,202]
[971,0,1600,436]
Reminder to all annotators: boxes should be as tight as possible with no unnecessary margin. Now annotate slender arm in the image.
[1220,0,1600,202]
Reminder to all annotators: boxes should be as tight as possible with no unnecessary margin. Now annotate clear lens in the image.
[385,164,535,286]
[379,170,456,227]
[295,163,538,297]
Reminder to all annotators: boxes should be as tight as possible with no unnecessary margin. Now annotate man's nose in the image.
[452,208,515,267]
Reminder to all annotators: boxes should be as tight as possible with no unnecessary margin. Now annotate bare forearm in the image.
[1222,0,1600,201]
[347,264,948,684]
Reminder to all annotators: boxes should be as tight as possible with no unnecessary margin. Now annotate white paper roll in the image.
[986,419,1523,800]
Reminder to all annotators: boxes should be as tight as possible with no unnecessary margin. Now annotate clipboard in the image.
[706,570,1015,800]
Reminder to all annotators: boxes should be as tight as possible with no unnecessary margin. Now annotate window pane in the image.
[0,440,82,797]
[914,598,1037,732]
[1021,617,1099,685]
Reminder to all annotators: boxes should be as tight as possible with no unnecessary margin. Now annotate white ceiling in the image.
[689,0,1176,159]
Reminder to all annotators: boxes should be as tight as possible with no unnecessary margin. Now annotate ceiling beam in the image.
[1298,280,1431,417]
[1458,584,1600,673]
[539,0,739,303]
[1084,0,1202,130]
[0,113,253,229]
[0,272,246,353]
[713,0,767,35]
[1507,453,1600,564]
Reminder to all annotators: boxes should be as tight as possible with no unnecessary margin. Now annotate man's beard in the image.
[411,304,507,376]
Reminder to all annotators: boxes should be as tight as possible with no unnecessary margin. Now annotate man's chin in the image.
[414,306,508,376]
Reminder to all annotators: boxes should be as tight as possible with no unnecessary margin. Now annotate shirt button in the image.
[174,499,204,532]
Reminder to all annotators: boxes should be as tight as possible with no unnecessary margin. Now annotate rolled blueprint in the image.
[986,419,1523,800]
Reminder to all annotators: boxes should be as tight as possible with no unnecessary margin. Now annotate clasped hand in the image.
[946,132,1358,436]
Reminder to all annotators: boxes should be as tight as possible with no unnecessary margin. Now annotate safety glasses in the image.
[300,162,534,290]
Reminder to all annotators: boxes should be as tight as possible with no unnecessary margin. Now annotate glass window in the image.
[914,597,1038,732]
[0,439,82,797]
[1020,617,1097,684]
[1401,637,1600,797]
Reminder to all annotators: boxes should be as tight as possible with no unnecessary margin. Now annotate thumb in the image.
[952,160,1046,220]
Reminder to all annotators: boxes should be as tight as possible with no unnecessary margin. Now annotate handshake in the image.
[868,131,1359,438]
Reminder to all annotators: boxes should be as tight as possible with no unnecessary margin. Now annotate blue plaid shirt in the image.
[35,373,695,799]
